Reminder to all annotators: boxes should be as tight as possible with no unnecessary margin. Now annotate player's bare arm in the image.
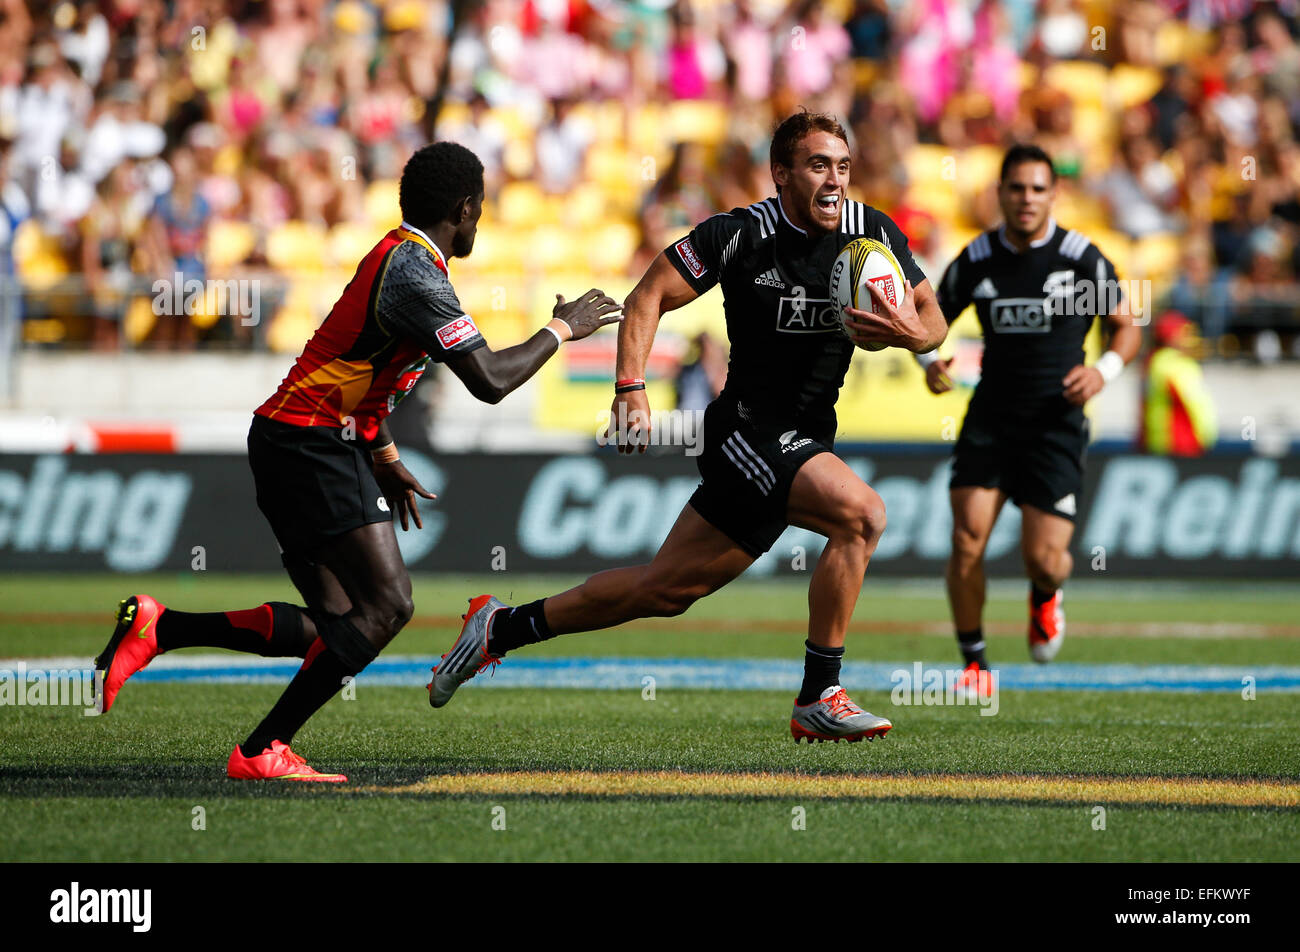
[1062,295,1142,406]
[366,419,436,532]
[446,289,622,404]
[842,277,948,353]
[610,251,700,454]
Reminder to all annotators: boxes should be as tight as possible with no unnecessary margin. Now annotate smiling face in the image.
[997,160,1056,243]
[772,130,850,234]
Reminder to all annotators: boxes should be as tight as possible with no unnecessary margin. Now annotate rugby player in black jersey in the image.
[432,112,949,742]
[915,144,1141,698]
[91,143,620,780]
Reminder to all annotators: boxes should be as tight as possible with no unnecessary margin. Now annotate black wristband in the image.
[614,382,646,394]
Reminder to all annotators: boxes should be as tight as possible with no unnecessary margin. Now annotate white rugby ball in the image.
[829,237,906,351]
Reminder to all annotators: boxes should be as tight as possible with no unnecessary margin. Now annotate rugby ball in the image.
[829,237,906,351]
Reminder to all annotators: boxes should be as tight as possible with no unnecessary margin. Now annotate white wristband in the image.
[915,350,942,368]
[542,325,565,347]
[1094,350,1125,384]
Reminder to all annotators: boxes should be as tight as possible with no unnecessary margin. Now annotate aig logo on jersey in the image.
[775,295,839,333]
[990,297,1051,334]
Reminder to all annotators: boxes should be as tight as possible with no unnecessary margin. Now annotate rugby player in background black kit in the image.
[915,144,1141,698]
[91,143,621,780]
[432,112,949,742]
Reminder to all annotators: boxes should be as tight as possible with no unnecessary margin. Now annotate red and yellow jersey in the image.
[255,223,485,443]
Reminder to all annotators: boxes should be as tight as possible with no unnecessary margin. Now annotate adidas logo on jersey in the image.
[1054,494,1077,516]
[973,278,998,298]
[754,268,785,289]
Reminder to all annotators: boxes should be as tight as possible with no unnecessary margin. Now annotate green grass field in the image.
[2,573,1298,862]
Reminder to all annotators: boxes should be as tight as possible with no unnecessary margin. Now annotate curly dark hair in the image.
[399,142,485,228]
[769,109,849,171]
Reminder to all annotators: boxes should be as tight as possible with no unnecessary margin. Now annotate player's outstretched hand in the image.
[925,357,954,394]
[844,280,929,351]
[606,387,652,455]
[554,289,623,342]
[1062,363,1104,406]
[373,459,437,531]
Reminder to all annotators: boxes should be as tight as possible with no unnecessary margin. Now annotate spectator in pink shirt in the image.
[782,0,851,99]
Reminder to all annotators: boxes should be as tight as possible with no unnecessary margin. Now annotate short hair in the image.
[399,142,485,227]
[1000,143,1057,184]
[769,110,849,170]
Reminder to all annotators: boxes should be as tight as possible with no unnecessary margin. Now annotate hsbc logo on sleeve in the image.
[991,298,1051,334]
[435,316,481,350]
[775,297,839,333]
[675,237,706,278]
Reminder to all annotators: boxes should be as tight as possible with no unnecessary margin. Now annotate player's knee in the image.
[951,524,989,566]
[1023,546,1062,582]
[364,585,414,637]
[645,580,708,618]
[846,488,887,546]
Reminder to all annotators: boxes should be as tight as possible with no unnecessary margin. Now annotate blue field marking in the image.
[19,655,1295,693]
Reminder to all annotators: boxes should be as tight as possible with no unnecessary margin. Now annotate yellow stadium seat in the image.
[1088,229,1133,271]
[436,100,470,129]
[904,144,955,188]
[267,280,323,353]
[957,145,1004,194]
[563,182,609,228]
[472,310,530,347]
[205,219,257,271]
[1054,189,1109,231]
[329,221,387,269]
[364,179,402,228]
[586,141,638,190]
[1131,234,1182,283]
[266,222,329,273]
[1110,64,1163,109]
[531,224,583,272]
[469,224,527,272]
[905,180,959,220]
[488,106,534,142]
[502,138,536,179]
[497,180,550,226]
[1043,61,1109,106]
[1018,62,1040,93]
[666,101,728,146]
[12,220,69,290]
[586,222,640,277]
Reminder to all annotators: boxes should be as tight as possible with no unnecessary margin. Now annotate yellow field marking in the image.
[365,771,1300,807]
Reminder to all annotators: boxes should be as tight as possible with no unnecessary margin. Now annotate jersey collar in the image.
[399,220,448,271]
[997,217,1056,253]
[775,194,808,236]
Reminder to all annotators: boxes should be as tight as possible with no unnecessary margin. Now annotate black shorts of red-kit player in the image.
[246,415,392,560]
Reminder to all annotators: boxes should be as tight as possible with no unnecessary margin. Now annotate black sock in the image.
[487,599,556,656]
[957,628,987,669]
[240,617,377,757]
[797,640,844,705]
[1030,584,1056,607]
[156,602,311,657]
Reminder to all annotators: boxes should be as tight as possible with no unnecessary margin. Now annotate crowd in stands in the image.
[0,0,1297,359]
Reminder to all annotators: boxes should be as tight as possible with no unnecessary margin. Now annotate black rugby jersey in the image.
[665,195,927,430]
[936,220,1119,419]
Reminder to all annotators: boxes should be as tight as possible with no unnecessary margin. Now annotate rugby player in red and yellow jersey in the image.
[92,143,620,781]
